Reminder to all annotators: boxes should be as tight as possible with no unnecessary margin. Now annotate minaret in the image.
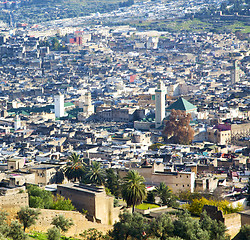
[54,93,64,118]
[14,115,21,130]
[155,80,166,128]
[231,60,240,85]
[82,92,94,116]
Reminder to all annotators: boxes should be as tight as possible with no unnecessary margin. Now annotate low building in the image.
[118,162,195,193]
[57,183,120,225]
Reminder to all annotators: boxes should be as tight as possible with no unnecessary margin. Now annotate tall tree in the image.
[162,110,194,145]
[65,153,85,182]
[121,170,146,212]
[17,207,40,232]
[105,168,120,197]
[85,161,105,186]
[155,182,178,207]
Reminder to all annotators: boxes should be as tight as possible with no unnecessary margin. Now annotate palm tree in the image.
[64,153,85,182]
[155,182,172,206]
[85,161,105,186]
[121,170,146,212]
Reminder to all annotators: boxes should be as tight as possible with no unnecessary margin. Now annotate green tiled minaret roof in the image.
[167,97,196,111]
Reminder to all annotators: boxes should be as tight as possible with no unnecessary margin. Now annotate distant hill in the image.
[195,0,250,19]
[0,0,134,24]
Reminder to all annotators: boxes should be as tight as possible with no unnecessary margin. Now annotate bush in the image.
[51,215,74,233]
[47,227,61,240]
[184,197,243,215]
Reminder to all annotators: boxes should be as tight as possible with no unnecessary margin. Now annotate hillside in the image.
[0,0,134,24]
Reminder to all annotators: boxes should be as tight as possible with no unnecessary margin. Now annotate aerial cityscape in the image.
[0,0,249,239]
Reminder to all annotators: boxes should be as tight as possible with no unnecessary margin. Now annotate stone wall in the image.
[202,205,241,239]
[28,209,113,237]
[0,191,28,209]
[224,213,241,239]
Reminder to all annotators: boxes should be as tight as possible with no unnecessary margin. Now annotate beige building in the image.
[7,157,25,170]
[118,163,195,193]
[57,184,120,225]
[28,164,63,186]
[206,122,250,145]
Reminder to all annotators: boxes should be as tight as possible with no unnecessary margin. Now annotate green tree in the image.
[121,170,146,212]
[147,191,156,203]
[27,184,53,209]
[51,215,74,233]
[65,153,85,182]
[0,211,9,238]
[80,228,107,240]
[51,194,75,211]
[156,183,178,207]
[7,221,26,240]
[200,211,228,240]
[85,161,105,186]
[149,214,174,240]
[105,168,120,197]
[110,211,149,240]
[17,207,40,232]
[237,224,250,240]
[185,197,243,216]
[173,211,210,240]
[47,226,61,240]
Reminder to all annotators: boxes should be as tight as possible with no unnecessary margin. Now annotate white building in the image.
[54,94,65,118]
[155,80,166,128]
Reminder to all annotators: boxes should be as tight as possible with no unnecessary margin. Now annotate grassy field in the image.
[132,18,250,34]
[136,203,160,210]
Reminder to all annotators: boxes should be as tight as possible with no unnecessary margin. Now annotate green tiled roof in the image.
[167,97,196,111]
[64,102,74,107]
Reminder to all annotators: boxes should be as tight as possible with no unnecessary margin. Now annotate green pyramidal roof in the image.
[167,97,196,111]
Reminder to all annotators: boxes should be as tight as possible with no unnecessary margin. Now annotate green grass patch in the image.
[227,21,250,33]
[136,203,160,210]
[28,232,47,240]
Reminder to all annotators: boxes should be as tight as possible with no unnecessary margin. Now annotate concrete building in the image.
[118,163,195,193]
[155,80,166,128]
[54,93,64,118]
[57,184,120,225]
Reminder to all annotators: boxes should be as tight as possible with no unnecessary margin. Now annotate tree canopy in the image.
[65,153,85,182]
[27,184,75,211]
[17,207,41,232]
[85,161,106,186]
[121,170,146,212]
[162,110,194,145]
[109,211,230,240]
